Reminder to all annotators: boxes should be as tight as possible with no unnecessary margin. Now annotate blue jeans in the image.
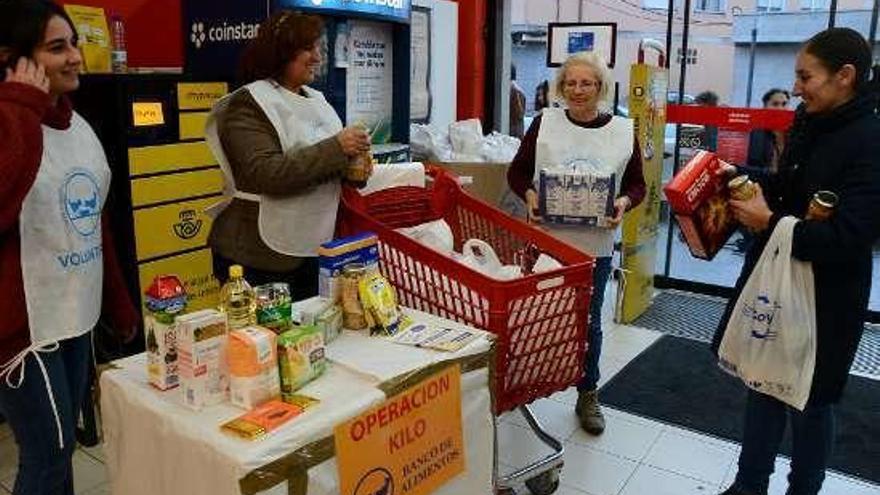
[733,390,834,495]
[577,256,613,392]
[0,333,91,495]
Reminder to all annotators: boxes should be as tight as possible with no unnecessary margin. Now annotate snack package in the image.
[292,297,342,344]
[358,273,404,336]
[316,303,343,344]
[663,151,737,260]
[277,326,326,399]
[220,397,319,441]
[228,326,281,409]
[177,309,229,410]
[318,233,379,302]
[143,275,187,391]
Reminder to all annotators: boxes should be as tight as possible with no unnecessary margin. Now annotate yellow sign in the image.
[177,83,228,111]
[131,167,223,207]
[128,141,216,177]
[63,5,110,73]
[133,102,165,127]
[137,248,220,312]
[179,112,210,140]
[335,365,465,495]
[133,196,217,261]
[619,63,668,323]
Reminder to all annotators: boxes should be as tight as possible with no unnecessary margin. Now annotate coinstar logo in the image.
[190,20,260,50]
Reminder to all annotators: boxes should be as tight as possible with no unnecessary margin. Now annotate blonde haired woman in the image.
[507,51,645,435]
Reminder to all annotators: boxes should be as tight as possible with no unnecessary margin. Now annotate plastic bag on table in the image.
[480,132,521,163]
[410,123,453,162]
[449,119,484,158]
[718,216,816,410]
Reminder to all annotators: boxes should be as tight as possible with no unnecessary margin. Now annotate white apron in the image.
[535,108,633,257]
[0,112,111,448]
[205,80,343,257]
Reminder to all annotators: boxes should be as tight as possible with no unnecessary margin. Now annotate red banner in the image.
[667,105,794,132]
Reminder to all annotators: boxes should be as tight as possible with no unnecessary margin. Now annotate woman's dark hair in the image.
[761,88,789,105]
[238,10,323,84]
[804,28,874,93]
[695,90,719,106]
[0,0,77,79]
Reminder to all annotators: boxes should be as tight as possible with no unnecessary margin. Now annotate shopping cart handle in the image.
[535,275,565,291]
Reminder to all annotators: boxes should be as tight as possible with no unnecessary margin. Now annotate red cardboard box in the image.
[663,151,737,260]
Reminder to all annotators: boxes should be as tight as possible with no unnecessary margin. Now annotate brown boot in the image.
[575,390,605,435]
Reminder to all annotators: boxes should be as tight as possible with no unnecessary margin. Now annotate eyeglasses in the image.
[564,80,601,90]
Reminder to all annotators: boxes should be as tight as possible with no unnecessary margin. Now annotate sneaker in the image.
[575,389,605,435]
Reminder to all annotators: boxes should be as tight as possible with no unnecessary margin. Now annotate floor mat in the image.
[600,335,880,485]
[632,290,880,377]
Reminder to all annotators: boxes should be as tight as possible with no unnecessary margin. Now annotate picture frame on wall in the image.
[546,22,617,68]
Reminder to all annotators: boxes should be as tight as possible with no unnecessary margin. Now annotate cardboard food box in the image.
[432,162,511,207]
[177,309,229,410]
[539,170,616,226]
[228,326,281,410]
[143,275,187,391]
[663,151,737,260]
[318,233,379,302]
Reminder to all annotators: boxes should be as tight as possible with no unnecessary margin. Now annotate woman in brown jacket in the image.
[206,11,369,299]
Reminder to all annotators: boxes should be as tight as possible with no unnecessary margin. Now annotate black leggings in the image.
[212,254,320,303]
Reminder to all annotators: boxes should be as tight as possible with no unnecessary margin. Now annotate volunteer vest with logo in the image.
[0,112,111,448]
[206,80,343,257]
[535,108,634,257]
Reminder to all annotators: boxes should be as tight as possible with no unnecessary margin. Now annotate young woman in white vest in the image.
[0,1,139,493]
[507,52,646,435]
[206,11,371,300]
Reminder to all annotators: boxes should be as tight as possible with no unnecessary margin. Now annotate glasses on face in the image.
[564,80,601,91]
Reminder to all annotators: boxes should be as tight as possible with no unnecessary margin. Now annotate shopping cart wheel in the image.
[525,468,560,495]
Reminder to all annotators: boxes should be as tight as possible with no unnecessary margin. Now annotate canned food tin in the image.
[728,175,757,201]
[255,283,292,333]
[806,190,838,221]
[341,264,367,330]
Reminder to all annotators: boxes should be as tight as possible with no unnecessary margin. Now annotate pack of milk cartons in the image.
[143,275,188,391]
[177,309,229,409]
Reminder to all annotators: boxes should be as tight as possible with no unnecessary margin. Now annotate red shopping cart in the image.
[339,165,595,495]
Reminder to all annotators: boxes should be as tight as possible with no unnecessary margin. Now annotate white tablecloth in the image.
[101,307,495,495]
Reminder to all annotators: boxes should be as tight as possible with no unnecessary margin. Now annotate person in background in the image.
[509,64,526,138]
[206,11,371,301]
[747,88,790,172]
[0,1,138,493]
[507,51,645,436]
[716,28,880,495]
[695,90,720,151]
[534,79,550,111]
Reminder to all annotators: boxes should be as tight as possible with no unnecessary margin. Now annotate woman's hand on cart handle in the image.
[336,127,371,157]
[525,189,542,223]
[606,196,632,228]
[5,58,49,93]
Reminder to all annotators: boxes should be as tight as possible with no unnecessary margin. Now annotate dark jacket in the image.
[713,94,880,405]
[746,129,778,170]
[208,89,350,272]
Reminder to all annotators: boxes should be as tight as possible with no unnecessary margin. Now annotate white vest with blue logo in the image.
[0,112,110,449]
[19,112,110,345]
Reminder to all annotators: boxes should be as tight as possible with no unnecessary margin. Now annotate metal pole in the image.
[746,26,757,107]
[664,0,692,278]
[828,0,838,28]
[869,0,879,58]
[578,0,584,22]
[665,0,674,69]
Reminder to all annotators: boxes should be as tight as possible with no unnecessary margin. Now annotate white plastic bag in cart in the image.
[454,239,523,280]
[718,216,816,410]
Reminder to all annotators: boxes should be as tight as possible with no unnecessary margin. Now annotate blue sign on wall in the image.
[184,0,267,79]
[275,0,411,23]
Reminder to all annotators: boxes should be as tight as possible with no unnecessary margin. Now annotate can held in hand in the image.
[728,175,757,201]
[255,283,292,333]
[806,190,838,221]
[341,264,367,330]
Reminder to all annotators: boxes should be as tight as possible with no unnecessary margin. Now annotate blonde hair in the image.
[553,52,614,111]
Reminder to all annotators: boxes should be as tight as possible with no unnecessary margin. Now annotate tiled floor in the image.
[1,310,879,494]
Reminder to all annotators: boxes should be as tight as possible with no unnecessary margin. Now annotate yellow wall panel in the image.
[131,168,223,207]
[128,142,216,176]
[179,111,210,140]
[133,197,217,261]
[138,248,220,312]
[177,82,228,110]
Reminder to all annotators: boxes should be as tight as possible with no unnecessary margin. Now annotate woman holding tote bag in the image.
[714,28,880,495]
